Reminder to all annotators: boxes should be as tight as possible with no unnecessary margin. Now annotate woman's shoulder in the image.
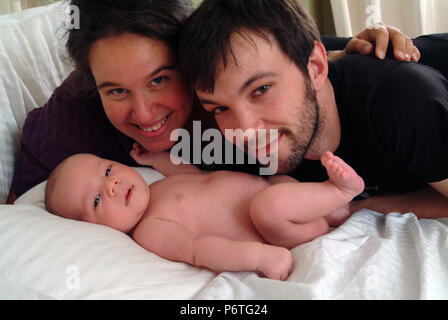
[27,73,101,119]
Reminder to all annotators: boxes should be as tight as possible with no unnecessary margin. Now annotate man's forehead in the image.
[223,30,276,69]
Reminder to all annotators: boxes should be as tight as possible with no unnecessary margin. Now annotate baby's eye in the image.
[94,194,100,208]
[105,166,111,177]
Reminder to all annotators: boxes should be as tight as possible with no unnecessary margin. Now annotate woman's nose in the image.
[131,92,158,122]
[104,178,120,197]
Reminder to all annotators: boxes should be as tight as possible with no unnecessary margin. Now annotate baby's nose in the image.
[105,178,120,197]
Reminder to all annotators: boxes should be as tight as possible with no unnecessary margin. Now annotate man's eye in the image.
[213,106,228,115]
[105,167,111,177]
[94,194,100,208]
[254,84,272,96]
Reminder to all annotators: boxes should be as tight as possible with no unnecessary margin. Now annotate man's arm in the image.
[350,185,448,219]
[431,179,448,199]
[361,60,448,219]
[133,217,292,280]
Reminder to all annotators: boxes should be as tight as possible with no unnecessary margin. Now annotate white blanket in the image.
[196,211,448,299]
[1,167,447,299]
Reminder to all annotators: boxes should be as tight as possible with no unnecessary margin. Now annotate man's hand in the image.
[328,22,421,62]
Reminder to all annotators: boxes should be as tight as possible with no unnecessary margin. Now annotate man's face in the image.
[196,32,321,174]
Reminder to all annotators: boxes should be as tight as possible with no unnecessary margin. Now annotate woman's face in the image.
[89,33,193,152]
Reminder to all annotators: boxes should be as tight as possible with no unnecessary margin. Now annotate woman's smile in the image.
[136,112,172,138]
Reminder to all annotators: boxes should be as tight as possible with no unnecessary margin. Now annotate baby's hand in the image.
[257,245,292,281]
[130,143,157,166]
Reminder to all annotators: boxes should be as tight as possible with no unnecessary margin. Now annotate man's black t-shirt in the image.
[293,54,448,195]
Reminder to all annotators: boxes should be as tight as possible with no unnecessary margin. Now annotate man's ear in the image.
[307,41,328,92]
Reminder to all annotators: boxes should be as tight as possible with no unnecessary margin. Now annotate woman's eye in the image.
[105,167,111,177]
[213,106,228,115]
[254,85,271,96]
[150,76,167,86]
[94,194,100,208]
[110,88,127,95]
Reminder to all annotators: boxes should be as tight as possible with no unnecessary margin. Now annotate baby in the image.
[45,147,364,281]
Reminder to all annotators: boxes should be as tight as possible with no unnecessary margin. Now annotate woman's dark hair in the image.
[178,0,321,93]
[66,0,193,96]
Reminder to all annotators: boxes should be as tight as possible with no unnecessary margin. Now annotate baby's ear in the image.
[307,41,328,92]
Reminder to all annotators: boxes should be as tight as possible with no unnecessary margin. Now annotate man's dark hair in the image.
[178,0,321,93]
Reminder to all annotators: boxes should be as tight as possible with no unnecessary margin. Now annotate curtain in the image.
[304,0,337,35]
[330,0,448,38]
[0,0,58,15]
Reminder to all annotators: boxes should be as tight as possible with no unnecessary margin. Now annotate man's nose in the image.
[236,106,266,131]
[235,108,267,141]
[104,178,120,197]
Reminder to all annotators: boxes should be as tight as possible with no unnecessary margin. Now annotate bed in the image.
[1,2,447,300]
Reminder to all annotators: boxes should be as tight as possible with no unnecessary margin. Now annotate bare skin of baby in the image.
[45,148,364,281]
[130,146,364,280]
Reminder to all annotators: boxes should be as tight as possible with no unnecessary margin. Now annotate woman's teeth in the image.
[139,115,168,132]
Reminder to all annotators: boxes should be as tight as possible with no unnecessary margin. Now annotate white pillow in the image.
[1,167,215,299]
[0,2,73,203]
[15,166,166,208]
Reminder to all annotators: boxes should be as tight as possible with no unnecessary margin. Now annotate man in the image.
[178,0,448,218]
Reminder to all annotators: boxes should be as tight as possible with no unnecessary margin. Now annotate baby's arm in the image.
[130,143,201,176]
[133,217,292,281]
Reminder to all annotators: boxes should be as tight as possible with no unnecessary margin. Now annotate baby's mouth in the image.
[125,185,134,206]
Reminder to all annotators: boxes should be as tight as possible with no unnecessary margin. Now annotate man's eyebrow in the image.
[199,71,278,106]
[200,98,218,106]
[239,72,277,94]
[97,65,176,90]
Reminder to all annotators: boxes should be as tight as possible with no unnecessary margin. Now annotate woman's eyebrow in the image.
[97,65,176,90]
[147,65,176,79]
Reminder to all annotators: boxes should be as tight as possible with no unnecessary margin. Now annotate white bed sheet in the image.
[1,166,447,299]
[196,211,448,299]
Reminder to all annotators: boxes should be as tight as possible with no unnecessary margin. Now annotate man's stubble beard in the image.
[277,78,324,174]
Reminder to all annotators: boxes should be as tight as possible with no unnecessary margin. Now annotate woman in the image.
[9,0,421,202]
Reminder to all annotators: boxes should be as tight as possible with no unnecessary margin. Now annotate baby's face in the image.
[51,154,150,233]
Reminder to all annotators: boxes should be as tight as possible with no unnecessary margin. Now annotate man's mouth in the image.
[125,185,134,206]
[247,132,282,155]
